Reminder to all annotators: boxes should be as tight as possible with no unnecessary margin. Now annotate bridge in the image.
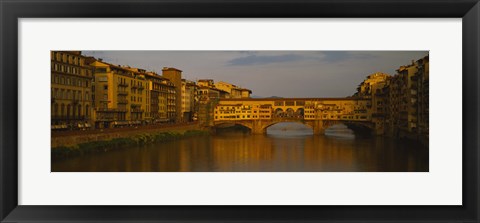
[209,98,379,135]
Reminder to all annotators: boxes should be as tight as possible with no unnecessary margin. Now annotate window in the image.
[103,85,108,90]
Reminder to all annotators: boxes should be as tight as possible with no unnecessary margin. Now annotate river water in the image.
[51,123,429,172]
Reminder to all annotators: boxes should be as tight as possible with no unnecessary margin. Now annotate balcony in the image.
[131,109,144,113]
[51,115,86,121]
[96,108,128,113]
[118,82,128,87]
[118,99,128,104]
[117,90,128,96]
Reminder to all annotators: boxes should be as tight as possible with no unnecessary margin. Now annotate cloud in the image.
[321,51,378,63]
[227,54,305,66]
[82,50,428,98]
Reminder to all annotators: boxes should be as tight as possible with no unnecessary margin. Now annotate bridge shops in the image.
[212,98,378,135]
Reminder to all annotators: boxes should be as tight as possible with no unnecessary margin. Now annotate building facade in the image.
[181,79,197,122]
[51,51,94,130]
[162,67,183,122]
[90,60,148,128]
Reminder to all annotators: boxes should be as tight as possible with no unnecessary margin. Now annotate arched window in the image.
[85,105,89,118]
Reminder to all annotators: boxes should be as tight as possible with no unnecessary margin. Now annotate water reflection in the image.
[52,124,429,172]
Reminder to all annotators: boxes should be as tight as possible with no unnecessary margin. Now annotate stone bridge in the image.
[209,98,380,135]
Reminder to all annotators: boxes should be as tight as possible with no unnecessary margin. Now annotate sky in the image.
[83,51,428,98]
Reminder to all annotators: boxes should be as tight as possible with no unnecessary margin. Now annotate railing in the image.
[118,99,128,104]
[118,82,128,87]
[51,115,86,121]
[96,108,127,112]
[118,90,128,95]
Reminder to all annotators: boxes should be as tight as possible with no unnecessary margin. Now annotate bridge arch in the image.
[263,120,313,131]
[295,108,304,115]
[213,121,253,132]
[265,121,314,135]
[274,108,284,115]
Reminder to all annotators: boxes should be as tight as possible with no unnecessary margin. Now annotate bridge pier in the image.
[311,120,325,135]
[251,120,267,134]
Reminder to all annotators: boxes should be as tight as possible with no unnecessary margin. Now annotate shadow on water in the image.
[52,123,429,172]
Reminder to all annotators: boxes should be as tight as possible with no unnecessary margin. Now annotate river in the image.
[51,123,429,172]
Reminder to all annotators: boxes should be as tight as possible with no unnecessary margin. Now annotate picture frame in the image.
[1,0,479,222]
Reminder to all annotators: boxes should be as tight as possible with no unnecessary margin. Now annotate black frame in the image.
[1,0,479,222]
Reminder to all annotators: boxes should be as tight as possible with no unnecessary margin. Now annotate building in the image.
[144,71,175,123]
[162,67,183,122]
[198,86,221,101]
[354,72,390,98]
[413,55,429,141]
[215,81,252,99]
[51,51,94,130]
[181,79,197,122]
[90,60,148,128]
[162,78,176,122]
[214,98,371,122]
[353,72,390,135]
[123,67,151,122]
[240,88,252,98]
[376,55,429,140]
[197,79,215,88]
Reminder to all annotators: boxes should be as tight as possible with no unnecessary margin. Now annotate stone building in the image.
[51,51,94,130]
[181,79,197,122]
[89,60,148,128]
[162,67,183,123]
[370,55,429,140]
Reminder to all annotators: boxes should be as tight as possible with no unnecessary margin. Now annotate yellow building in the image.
[145,72,175,123]
[240,88,252,98]
[51,51,93,130]
[354,72,390,98]
[197,79,215,88]
[354,72,391,135]
[214,81,252,99]
[215,104,272,121]
[379,55,429,139]
[163,79,176,122]
[181,79,197,122]
[162,67,182,122]
[90,60,148,128]
[415,55,429,140]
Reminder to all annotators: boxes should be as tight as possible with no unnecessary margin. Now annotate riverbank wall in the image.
[51,123,209,160]
[51,123,206,148]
